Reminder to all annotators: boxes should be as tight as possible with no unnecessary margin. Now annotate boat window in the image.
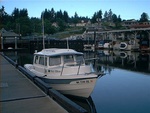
[49,56,61,66]
[64,55,74,63]
[34,55,39,64]
[39,56,47,66]
[76,55,84,64]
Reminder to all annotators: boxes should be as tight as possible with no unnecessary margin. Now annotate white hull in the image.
[49,78,97,98]
[25,64,98,98]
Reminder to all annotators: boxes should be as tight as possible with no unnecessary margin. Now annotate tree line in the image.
[0,6,149,36]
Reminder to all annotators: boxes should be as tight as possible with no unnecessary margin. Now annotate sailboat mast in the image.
[42,13,45,49]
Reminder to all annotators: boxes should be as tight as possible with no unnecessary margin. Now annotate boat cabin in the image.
[33,49,85,68]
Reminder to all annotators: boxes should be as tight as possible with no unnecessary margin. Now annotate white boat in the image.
[103,42,112,49]
[119,39,139,51]
[119,42,128,50]
[84,44,95,51]
[24,48,101,98]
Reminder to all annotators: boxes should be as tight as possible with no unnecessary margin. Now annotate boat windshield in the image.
[34,55,47,66]
[49,56,61,66]
[63,54,84,65]
[39,56,47,66]
[76,54,84,64]
[64,55,74,63]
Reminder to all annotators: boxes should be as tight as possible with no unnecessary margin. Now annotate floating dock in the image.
[0,53,87,113]
[0,54,68,113]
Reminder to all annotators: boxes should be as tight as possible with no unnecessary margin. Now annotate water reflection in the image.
[4,50,150,74]
[67,96,97,113]
[95,50,150,74]
[92,68,150,113]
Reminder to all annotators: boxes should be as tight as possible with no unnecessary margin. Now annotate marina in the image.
[1,2,150,112]
[1,22,150,113]
[85,27,150,51]
[1,27,150,53]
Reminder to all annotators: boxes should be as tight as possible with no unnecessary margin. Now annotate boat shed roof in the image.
[0,28,20,37]
[34,48,83,56]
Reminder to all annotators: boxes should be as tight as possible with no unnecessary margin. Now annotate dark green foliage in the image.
[139,12,149,22]
[1,6,149,36]
[91,10,102,23]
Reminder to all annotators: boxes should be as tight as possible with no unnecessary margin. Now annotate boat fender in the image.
[42,75,47,77]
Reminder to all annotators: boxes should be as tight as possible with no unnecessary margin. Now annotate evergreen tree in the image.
[19,8,28,17]
[97,10,102,19]
[56,10,63,19]
[112,14,122,28]
[0,6,10,28]
[139,12,149,22]
[73,12,79,25]
[91,10,102,23]
[117,15,122,22]
[11,8,31,36]
[50,8,55,22]
[104,11,108,21]
[12,8,20,19]
[0,6,7,18]
[63,11,69,23]
[30,17,41,33]
[108,9,113,22]
[91,12,97,23]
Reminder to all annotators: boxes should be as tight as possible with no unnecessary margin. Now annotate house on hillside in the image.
[122,19,150,28]
[122,19,138,28]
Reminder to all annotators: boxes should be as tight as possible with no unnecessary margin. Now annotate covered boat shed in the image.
[0,28,20,50]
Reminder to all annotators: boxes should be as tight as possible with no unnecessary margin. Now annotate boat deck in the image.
[0,54,68,113]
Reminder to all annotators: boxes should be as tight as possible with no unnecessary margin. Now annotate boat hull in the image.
[24,64,98,98]
[40,77,97,98]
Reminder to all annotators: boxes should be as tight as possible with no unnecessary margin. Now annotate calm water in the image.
[4,50,150,113]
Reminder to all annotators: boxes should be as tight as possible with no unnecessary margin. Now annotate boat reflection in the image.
[66,95,97,113]
[95,50,150,73]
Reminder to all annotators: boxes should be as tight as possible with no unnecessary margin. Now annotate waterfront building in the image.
[0,28,20,49]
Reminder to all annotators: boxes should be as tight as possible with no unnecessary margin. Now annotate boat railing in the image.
[60,63,65,76]
[60,60,82,76]
[77,61,81,75]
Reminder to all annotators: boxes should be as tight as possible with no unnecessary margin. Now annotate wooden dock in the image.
[0,54,69,113]
[0,52,88,113]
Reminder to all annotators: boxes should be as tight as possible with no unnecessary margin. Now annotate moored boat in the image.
[24,48,101,98]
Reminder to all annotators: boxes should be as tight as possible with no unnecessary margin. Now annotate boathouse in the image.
[0,28,20,50]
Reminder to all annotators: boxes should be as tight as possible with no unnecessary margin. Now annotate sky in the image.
[0,0,150,20]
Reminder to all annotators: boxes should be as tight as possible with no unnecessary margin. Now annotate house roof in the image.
[130,24,150,28]
[0,28,20,37]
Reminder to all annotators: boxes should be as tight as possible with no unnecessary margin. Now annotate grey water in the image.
[3,50,150,113]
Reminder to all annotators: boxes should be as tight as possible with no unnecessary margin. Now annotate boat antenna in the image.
[42,12,45,49]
